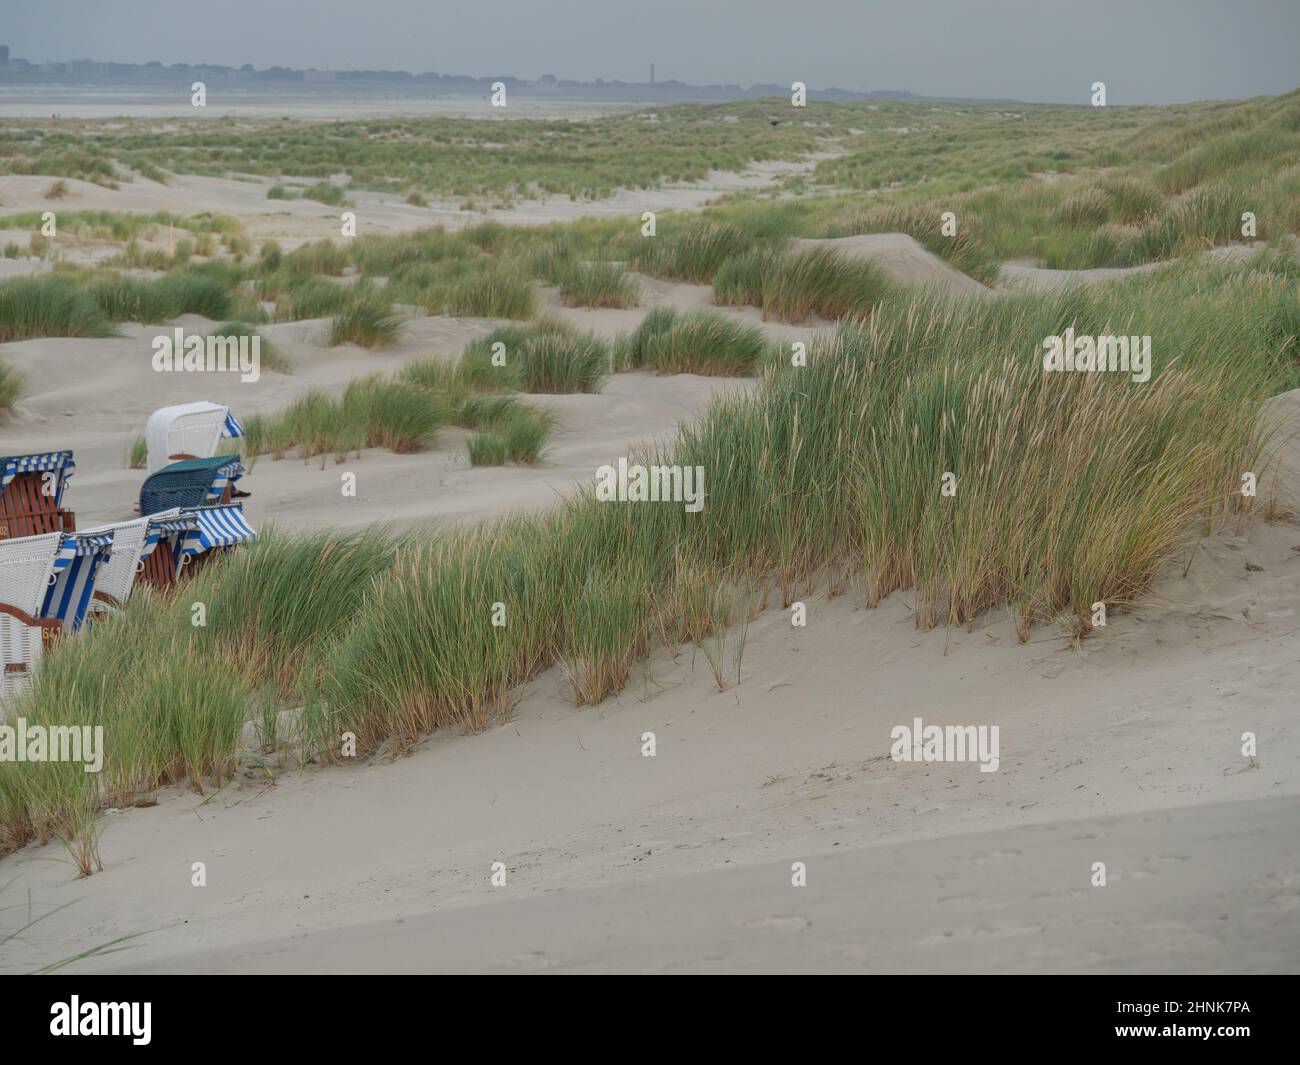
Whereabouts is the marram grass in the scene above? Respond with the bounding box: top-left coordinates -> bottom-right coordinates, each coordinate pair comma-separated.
4,256 -> 1291,873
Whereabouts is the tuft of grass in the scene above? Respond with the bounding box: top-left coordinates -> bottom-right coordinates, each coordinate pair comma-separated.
460,323 -> 608,393
0,276 -> 116,342
0,363 -> 23,412
327,291 -> 402,348
713,245 -> 895,322
244,375 -> 446,460
343,375 -> 450,453
462,395 -> 556,465
445,264 -> 537,318
265,274 -> 354,321
616,307 -> 770,375
556,262 -> 640,308
633,220 -> 756,282
89,273 -> 233,323
303,182 -> 349,207
211,321 -> 291,373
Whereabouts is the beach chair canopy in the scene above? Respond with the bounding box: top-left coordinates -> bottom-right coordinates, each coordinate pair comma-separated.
143,509 -> 202,554
144,401 -> 245,473
139,455 -> 245,516
0,451 -> 77,538
0,451 -> 76,504
41,529 -> 115,631
180,503 -> 257,558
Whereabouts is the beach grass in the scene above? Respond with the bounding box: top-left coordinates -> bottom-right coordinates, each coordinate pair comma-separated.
2,92 -> 1299,874
326,290 -> 403,348
0,275 -> 117,342
713,244 -> 895,321
555,261 -> 640,308
0,363 -> 23,412
616,307 -> 771,375
460,322 -> 609,394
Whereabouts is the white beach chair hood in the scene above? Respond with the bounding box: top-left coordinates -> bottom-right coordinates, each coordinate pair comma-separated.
144,401 -> 246,474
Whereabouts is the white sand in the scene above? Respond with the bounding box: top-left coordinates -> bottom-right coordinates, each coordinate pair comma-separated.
1,374 -> 1296,972
793,233 -> 992,297
0,155 -> 824,255
1,156 -> 1298,971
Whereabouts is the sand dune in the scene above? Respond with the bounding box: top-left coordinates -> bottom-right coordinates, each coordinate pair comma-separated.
793,233 -> 992,297
0,155 -> 827,256
2,139 -> 1298,972
3,388 -> 1297,974
0,310 -> 756,533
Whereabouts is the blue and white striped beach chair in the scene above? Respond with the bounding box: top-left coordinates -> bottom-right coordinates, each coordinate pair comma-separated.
136,504 -> 255,589
138,455 -> 247,516
40,530 -> 116,632
82,510 -> 203,611
135,509 -> 202,590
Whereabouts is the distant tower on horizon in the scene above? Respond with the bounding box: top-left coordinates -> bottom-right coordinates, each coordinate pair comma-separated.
0,45 -> 10,66
650,62 -> 654,85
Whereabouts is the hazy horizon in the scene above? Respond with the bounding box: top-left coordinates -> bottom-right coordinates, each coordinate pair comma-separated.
4,0 -> 1298,106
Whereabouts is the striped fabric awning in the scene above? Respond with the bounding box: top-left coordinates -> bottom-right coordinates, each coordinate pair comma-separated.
181,505 -> 257,556
51,531 -> 114,571
222,413 -> 246,439
142,511 -> 200,558
1,450 -> 76,498
43,530 -> 115,629
206,459 -> 246,502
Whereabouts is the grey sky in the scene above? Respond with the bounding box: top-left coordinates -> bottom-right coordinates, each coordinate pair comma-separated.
5,0 -> 1297,104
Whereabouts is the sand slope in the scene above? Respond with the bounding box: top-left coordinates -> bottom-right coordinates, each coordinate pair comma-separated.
793,233 -> 992,297
0,294 -> 781,532
3,391 -> 1297,974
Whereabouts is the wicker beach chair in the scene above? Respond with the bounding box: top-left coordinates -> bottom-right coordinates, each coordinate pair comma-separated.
135,504 -> 255,591
0,531 -> 69,701
139,455 -> 246,516
41,529 -> 116,633
81,510 -> 200,611
145,401 -> 246,472
133,509 -> 201,592
0,451 -> 77,539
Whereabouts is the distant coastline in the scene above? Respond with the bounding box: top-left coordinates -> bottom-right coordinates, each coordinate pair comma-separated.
0,48 -> 1033,106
